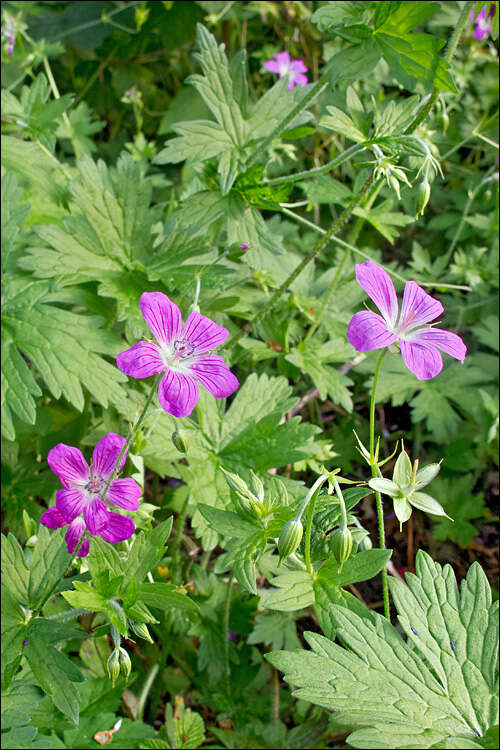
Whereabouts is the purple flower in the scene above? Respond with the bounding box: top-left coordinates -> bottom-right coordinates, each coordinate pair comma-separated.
240,243 -> 249,251
470,5 -> 494,40
263,51 -> 308,90
41,433 -> 141,556
117,292 -> 239,418
347,261 -> 467,380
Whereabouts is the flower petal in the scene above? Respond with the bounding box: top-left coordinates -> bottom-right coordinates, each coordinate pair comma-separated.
182,311 -> 229,353
188,355 -> 239,398
76,537 -> 90,557
400,340 -> 443,380
291,59 -> 308,74
100,512 -> 135,543
41,507 -> 67,529
84,498 -> 108,535
406,327 -> 467,364
409,491 -> 449,517
140,292 -> 183,346
355,261 -> 399,327
65,518 -> 85,554
274,51 -> 291,66
116,341 -> 164,379
56,488 -> 86,521
368,478 -> 400,498
347,311 -> 397,351
106,478 -> 142,511
47,444 -> 90,488
263,59 -> 281,74
393,497 -> 412,530
92,433 -> 127,480
290,74 -> 308,88
158,370 -> 199,417
399,281 -> 443,329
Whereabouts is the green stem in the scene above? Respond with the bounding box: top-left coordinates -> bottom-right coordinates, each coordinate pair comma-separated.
42,56 -> 71,130
331,477 -> 348,528
369,350 -> 390,620
171,494 -> 190,584
246,70 -> 331,168
259,143 -> 364,187
226,174 -> 375,348
137,663 -> 159,722
223,577 -> 233,693
404,1 -> 474,135
303,490 -> 318,575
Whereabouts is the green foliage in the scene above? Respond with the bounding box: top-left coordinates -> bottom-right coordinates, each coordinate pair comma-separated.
268,551 -> 498,749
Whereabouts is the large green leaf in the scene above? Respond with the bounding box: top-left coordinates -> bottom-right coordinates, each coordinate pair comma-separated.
267,551 -> 498,749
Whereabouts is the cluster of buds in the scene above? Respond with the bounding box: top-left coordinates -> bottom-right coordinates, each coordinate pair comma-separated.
369,445 -> 449,530
221,468 -> 265,521
371,144 -> 411,200
1,10 -> 24,56
107,645 -> 132,686
121,86 -> 143,107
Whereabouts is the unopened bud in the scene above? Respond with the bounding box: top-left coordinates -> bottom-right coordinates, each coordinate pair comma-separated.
331,526 -> 353,570
278,519 -> 303,563
107,649 -> 121,686
221,468 -> 250,497
130,620 -> 153,643
415,178 -> 431,217
118,647 -> 131,680
359,533 -> 373,551
248,471 -> 264,503
233,492 -> 262,521
172,429 -> 189,454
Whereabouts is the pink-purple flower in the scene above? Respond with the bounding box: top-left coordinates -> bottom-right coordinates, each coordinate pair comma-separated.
347,261 -> 467,380
116,292 -> 239,418
263,51 -> 308,90
470,4 -> 495,40
41,433 -> 140,557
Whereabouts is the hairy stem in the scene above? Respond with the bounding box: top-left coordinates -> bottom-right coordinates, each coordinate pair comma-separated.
223,577 -> 233,693
370,350 -> 390,620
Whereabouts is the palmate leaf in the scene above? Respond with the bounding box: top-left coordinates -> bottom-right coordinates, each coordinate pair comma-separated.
2,275 -> 127,439
267,551 -> 498,749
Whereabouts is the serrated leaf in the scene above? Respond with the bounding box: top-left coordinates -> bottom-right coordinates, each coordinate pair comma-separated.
1,533 -> 30,604
138,582 -> 199,613
28,526 -> 69,610
318,549 -> 392,586
259,571 -> 314,612
267,551 -> 498,748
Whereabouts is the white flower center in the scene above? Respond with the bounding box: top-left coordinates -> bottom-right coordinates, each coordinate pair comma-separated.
158,339 -> 195,372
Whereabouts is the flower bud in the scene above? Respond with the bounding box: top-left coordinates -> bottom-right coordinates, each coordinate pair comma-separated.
130,620 -> 153,643
172,429 -> 189,454
331,526 -> 353,570
118,647 -> 132,680
107,649 -> 121,686
233,492 -> 262,521
415,178 -> 431,217
248,470 -> 264,504
221,468 -> 249,497
359,533 -> 373,551
278,519 -> 303,563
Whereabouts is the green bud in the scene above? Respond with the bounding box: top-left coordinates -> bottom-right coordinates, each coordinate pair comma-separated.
233,491 -> 262,521
130,620 -> 153,643
415,178 -> 431,217
25,534 -> 38,548
172,429 -> 189,454
278,519 -> 303,563
118,646 -> 132,680
359,533 -> 373,551
439,110 -> 449,133
221,468 -> 250,497
331,526 -> 353,570
388,175 -> 401,200
248,470 -> 264,503
107,649 -> 121,686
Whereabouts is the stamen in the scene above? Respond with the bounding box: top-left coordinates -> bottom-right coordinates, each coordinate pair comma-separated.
173,338 -> 195,359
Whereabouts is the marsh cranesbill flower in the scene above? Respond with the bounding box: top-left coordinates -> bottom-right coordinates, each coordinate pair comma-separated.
263,51 -> 308,90
41,433 -> 140,556
470,4 -> 494,40
117,292 -> 238,417
347,261 -> 467,379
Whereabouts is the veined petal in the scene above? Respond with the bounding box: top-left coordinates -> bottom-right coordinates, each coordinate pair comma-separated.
116,341 -> 164,379
290,74 -> 308,88
65,518 -> 85,554
393,497 -> 412,530
368,478 -> 400,497
188,355 -> 239,398
100,512 -> 135,543
140,292 -> 183,346
355,261 -> 399,327
406,327 -> 467,364
409,491 -> 449,517
399,281 -> 443,329
400,340 -> 443,380
41,507 -> 67,529
56,488 -> 86,521
158,370 -> 199,417
84,498 -> 108,535
107,478 -> 142,511
263,59 -> 281,73
77,537 -> 90,557
347,311 -> 397,351
92,433 -> 127,480
47,444 -> 90,488
182,311 -> 229,353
